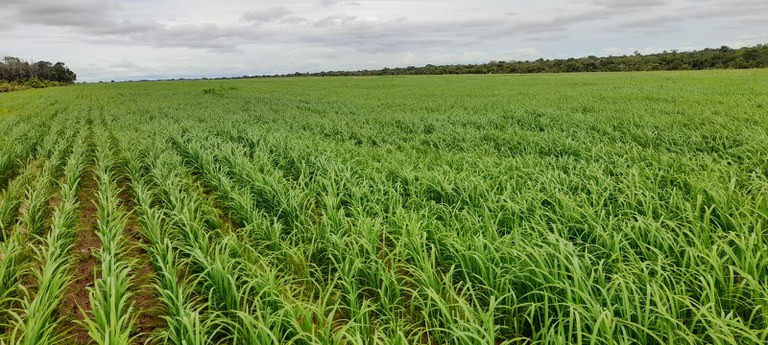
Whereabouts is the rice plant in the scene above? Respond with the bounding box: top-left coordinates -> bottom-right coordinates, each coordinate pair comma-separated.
5,132 -> 87,345
1,70 -> 767,344
80,131 -> 137,345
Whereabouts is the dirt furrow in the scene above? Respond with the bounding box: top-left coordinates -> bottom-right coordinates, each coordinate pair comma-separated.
118,182 -> 165,344
58,171 -> 99,344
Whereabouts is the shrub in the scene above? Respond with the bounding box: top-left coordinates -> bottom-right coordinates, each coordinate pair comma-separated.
24,77 -> 46,89
0,82 -> 25,92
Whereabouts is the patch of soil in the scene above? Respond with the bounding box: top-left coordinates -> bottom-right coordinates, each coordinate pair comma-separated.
46,175 -> 66,213
16,194 -> 30,237
58,171 -> 100,345
0,171 -> 20,194
192,177 -> 239,236
212,199 -> 238,235
116,180 -> 135,210
118,177 -> 166,345
125,217 -> 166,344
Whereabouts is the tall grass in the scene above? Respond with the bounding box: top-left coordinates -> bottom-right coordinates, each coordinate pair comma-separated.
0,70 -> 767,343
80,130 -> 136,345
124,147 -> 219,345
5,130 -> 87,344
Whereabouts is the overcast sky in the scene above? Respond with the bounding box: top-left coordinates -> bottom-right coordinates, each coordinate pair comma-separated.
1,0 -> 766,81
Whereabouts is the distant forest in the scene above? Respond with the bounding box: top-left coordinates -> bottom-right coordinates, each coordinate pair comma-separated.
0,57 -> 76,92
5,44 -> 765,89
273,44 -> 768,77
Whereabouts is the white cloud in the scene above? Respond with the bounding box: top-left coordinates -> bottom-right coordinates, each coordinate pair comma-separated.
0,0 -> 765,81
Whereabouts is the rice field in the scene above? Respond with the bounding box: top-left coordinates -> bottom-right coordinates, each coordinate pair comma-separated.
0,70 -> 767,344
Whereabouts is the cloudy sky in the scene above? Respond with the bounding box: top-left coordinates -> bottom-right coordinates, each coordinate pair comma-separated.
1,0 -> 766,81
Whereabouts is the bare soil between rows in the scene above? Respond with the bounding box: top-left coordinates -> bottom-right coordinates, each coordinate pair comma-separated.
59,170 -> 99,344
119,181 -> 165,345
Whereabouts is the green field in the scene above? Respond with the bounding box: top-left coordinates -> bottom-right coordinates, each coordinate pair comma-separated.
0,70 -> 767,344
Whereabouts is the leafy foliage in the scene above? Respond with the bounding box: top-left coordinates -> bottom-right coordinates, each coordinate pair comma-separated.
0,57 -> 76,92
286,44 -> 768,77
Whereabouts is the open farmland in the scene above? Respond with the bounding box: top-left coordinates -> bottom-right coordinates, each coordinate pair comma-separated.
0,70 -> 767,344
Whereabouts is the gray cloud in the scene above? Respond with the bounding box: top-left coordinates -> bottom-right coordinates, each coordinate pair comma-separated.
319,0 -> 361,7
280,17 -> 307,24
1,0 -> 119,27
109,60 -> 137,69
242,6 -> 291,24
615,15 -> 680,33
1,0 -> 267,51
320,0 -> 342,6
298,17 -> 508,54
0,15 -> 13,31
314,14 -> 359,28
91,20 -> 159,36
592,0 -> 668,9
142,24 -> 256,50
96,23 -> 264,50
522,33 -> 569,42
684,0 -> 768,19
499,10 -> 613,36
611,0 -> 768,33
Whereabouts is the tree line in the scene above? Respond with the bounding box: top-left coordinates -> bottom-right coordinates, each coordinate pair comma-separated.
0,57 -> 77,92
273,44 -> 768,77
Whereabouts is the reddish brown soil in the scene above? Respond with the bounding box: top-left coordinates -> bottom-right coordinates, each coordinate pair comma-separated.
16,195 -> 29,237
46,175 -> 66,214
126,220 -> 166,344
58,171 -> 100,345
118,179 -> 166,345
